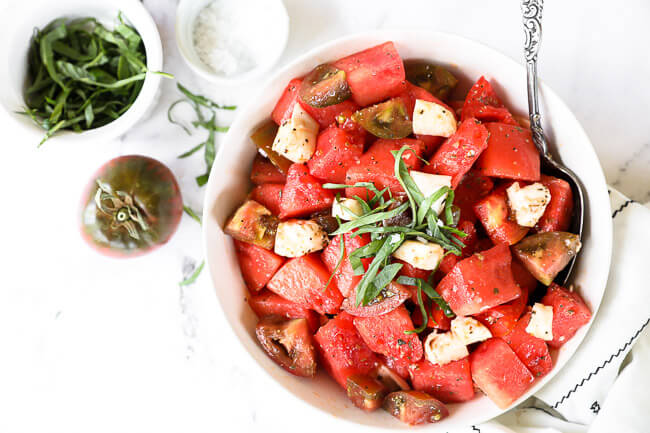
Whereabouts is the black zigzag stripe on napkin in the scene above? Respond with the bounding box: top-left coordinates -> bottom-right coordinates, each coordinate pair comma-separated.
471,426 -> 481,432
612,199 -> 635,218
552,317 -> 650,409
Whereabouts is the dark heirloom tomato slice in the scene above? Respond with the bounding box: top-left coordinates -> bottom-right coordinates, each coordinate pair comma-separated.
250,120 -> 292,174
255,316 -> 317,377
80,155 -> 182,258
352,98 -> 413,139
346,374 -> 388,411
224,200 -> 279,250
404,60 -> 459,101
512,231 -> 582,285
342,282 -> 411,317
299,63 -> 351,108
383,391 -> 449,425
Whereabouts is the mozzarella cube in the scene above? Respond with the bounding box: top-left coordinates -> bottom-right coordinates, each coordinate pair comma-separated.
274,219 -> 327,258
412,99 -> 457,137
526,303 -> 554,341
332,197 -> 363,221
392,240 -> 444,271
451,316 -> 492,345
424,331 -> 469,366
271,104 -> 319,163
410,171 -> 452,214
506,182 -> 551,227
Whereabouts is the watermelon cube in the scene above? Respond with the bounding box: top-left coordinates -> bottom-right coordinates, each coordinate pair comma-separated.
247,289 -> 319,332
409,358 -> 475,403
250,154 -> 286,185
503,311 -> 553,378
267,254 -> 343,315
279,163 -> 334,219
461,76 -> 518,125
298,98 -> 359,129
474,184 -> 529,245
380,354 -> 412,380
308,125 -> 364,184
272,78 -> 302,125
534,175 -> 574,233
454,170 -> 494,223
249,183 -> 284,216
321,231 -> 373,298
234,240 -> 285,292
470,338 -> 535,409
474,287 -> 529,338
541,283 -> 592,348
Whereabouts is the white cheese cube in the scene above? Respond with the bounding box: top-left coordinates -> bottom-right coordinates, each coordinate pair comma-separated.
412,99 -> 457,138
526,303 -> 554,341
271,104 -> 319,163
424,331 -> 469,366
274,219 -> 327,258
506,182 -> 551,227
451,316 -> 492,345
332,197 -> 363,221
392,240 -> 444,271
410,171 -> 452,214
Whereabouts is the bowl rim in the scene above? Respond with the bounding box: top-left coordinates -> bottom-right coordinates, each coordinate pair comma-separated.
202,29 -> 613,430
0,0 -> 164,146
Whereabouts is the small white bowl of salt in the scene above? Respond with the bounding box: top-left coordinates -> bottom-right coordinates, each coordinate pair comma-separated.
176,0 -> 289,85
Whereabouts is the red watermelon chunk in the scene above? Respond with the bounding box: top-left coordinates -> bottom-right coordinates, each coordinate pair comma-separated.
474,184 -> 529,245
321,232 -> 372,298
380,354 -> 412,380
474,287 -> 529,338
249,183 -> 284,216
424,118 -> 489,188
454,170 -> 494,223
298,98 -> 359,129
411,301 -> 452,331
409,358 -> 475,403
308,125 -> 364,184
503,311 -> 553,378
461,76 -> 518,125
267,254 -> 343,315
541,283 -> 592,348
535,175 -> 574,233
279,163 -> 334,219
250,154 -> 286,185
314,312 -> 379,388
470,338 -> 535,409
248,289 -> 319,332
345,138 -> 425,200
234,240 -> 285,292
511,260 -> 539,292
334,42 -> 407,106
437,243 -> 522,316
272,78 -> 302,125
353,305 -> 423,362
475,123 -> 541,182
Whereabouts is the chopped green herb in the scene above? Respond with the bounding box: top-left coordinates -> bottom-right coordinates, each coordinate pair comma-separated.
183,205 -> 202,224
179,260 -> 204,286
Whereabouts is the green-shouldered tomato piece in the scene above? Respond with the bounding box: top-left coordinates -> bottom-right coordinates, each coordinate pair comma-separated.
250,120 -> 292,174
80,155 -> 182,258
224,200 -> 279,250
299,63 -> 351,108
352,98 -> 413,139
404,60 -> 458,101
512,231 -> 582,285
383,390 -> 449,425
255,316 -> 317,377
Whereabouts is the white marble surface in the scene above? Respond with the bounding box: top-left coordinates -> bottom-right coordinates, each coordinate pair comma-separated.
1,1 -> 649,432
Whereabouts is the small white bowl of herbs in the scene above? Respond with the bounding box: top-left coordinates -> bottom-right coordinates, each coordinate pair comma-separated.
0,0 -> 167,146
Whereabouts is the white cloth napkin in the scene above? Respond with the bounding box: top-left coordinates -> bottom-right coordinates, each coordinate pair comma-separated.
450,188 -> 650,433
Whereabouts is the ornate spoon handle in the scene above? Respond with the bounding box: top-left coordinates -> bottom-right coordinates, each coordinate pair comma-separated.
521,0 -> 551,159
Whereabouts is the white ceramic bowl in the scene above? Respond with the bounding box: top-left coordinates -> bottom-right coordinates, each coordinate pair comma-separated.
175,0 -> 289,85
0,0 -> 163,146
203,30 -> 612,430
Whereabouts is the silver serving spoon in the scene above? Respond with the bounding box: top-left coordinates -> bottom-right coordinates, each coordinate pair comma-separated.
521,0 -> 585,285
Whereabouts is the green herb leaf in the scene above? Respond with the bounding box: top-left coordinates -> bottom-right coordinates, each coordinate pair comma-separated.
332,202 -> 408,236
183,205 -> 202,224
179,260 -> 205,286
324,237 -> 345,291
363,262 -> 403,304
405,284 -> 428,334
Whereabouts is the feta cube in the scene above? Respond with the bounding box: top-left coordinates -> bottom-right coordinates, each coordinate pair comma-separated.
506,182 -> 551,227
274,219 -> 327,258
392,240 -> 444,271
424,331 -> 469,366
271,104 -> 319,163
451,316 -> 492,345
412,99 -> 457,137
526,303 -> 554,341
410,171 -> 452,214
331,197 -> 363,221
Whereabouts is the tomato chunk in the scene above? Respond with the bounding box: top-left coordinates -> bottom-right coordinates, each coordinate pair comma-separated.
308,125 -> 364,184
234,240 -> 285,292
470,338 -> 534,409
345,138 -> 425,200
321,232 -> 372,298
343,281 -> 411,317
475,123 -> 541,182
454,170 -> 494,223
279,163 -> 335,219
249,183 -> 284,216
267,254 -> 343,315
535,175 -> 574,233
541,283 -> 592,348
272,78 -> 302,125
248,290 -> 320,332
299,98 -> 359,129
503,311 -> 553,378
424,118 -> 489,188
437,243 -> 522,316
250,154 -> 286,184
461,76 -> 517,125
474,287 -> 528,338
354,305 -> 423,362
334,42 -> 407,106
314,312 -> 379,388
474,184 -> 529,245
409,358 -> 475,403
